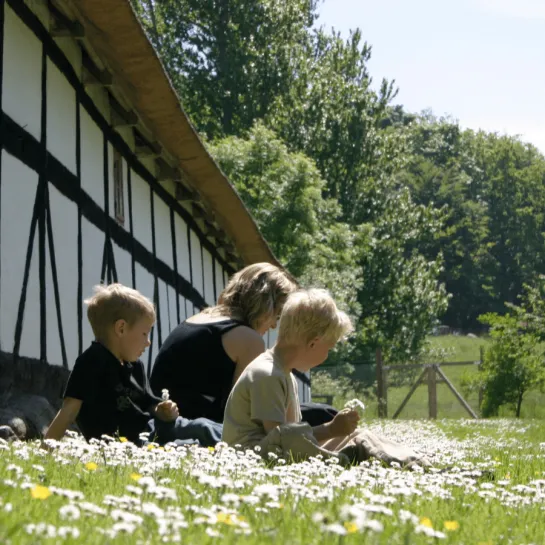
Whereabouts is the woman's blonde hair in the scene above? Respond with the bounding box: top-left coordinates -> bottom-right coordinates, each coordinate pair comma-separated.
277,288 -> 353,346
85,283 -> 156,342
203,263 -> 297,330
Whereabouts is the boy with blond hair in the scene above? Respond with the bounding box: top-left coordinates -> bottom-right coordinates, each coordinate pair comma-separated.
223,289 -> 430,467
45,284 -> 221,446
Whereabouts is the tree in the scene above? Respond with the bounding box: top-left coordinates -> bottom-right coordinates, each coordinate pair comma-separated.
468,277 -> 545,417
209,122 -> 363,320
132,1 -> 450,364
401,114 -> 545,331
477,311 -> 545,417
131,0 -> 318,138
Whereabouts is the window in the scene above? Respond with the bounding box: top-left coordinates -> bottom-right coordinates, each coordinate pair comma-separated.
113,149 -> 125,225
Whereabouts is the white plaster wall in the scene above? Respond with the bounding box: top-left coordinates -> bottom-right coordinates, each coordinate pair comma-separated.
80,219 -> 104,349
153,194 -> 173,268
174,215 -> 191,282
190,230 -> 203,296
2,6 -> 254,378
111,242 -> 132,289
166,284 -> 178,330
157,280 -> 171,345
202,248 -> 215,306
3,5 -> 42,141
45,185 -> 78,367
135,263 -> 155,366
0,153 -> 40,357
179,296 -> 188,321
46,59 -> 76,174
131,172 -> 152,251
80,107 -> 104,209
214,259 -> 225,300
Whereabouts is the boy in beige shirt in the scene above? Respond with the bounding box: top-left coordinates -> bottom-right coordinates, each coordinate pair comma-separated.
223,288 -> 430,468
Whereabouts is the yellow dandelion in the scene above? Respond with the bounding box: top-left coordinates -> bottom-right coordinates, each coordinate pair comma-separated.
130,473 -> 142,481
420,517 -> 433,528
85,462 -> 98,471
216,513 -> 235,525
444,520 -> 460,531
30,485 -> 52,500
147,444 -> 155,451
505,473 -> 511,480
119,437 -> 128,443
208,446 -> 215,452
344,521 -> 358,533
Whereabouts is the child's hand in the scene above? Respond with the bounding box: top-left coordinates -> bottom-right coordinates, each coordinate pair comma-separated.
329,408 -> 359,437
154,400 -> 179,422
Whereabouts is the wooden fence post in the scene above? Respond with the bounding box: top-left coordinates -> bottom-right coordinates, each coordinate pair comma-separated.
427,364 -> 437,419
376,348 -> 387,418
478,346 -> 484,415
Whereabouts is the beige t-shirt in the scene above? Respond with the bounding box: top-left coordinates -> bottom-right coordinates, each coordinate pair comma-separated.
222,349 -> 302,449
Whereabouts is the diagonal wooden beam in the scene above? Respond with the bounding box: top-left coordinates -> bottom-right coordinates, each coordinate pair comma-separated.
435,365 -> 479,419
392,367 -> 429,419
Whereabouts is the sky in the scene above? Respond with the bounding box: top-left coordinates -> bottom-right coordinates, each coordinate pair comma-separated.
318,0 -> 545,153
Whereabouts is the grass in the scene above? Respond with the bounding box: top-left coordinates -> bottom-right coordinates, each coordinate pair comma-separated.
315,335 -> 545,419
425,334 -> 489,362
2,420 -> 545,544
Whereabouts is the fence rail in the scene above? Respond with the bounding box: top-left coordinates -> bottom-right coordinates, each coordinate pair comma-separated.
376,347 -> 484,419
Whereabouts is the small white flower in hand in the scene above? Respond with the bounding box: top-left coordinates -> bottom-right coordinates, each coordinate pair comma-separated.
344,398 -> 365,414
161,389 -> 169,401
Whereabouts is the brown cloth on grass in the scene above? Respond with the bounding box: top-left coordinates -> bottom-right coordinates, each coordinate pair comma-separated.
256,422 -> 431,469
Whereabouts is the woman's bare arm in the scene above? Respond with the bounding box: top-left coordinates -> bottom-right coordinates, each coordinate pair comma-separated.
223,326 -> 266,386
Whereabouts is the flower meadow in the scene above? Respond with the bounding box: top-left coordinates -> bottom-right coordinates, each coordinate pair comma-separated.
1,419 -> 545,544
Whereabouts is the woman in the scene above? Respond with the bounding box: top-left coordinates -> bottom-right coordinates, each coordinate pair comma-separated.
150,263 -> 297,423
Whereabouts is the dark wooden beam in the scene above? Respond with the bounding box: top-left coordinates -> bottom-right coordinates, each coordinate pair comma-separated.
157,159 -> 179,181
82,68 -> 113,87
49,1 -> 85,38
135,143 -> 162,159
191,203 -> 207,220
109,93 -> 138,128
82,48 -> 113,86
204,221 -> 224,242
175,183 -> 200,203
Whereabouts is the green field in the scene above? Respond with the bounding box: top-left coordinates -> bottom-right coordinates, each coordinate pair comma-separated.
2,420 -> 545,544
315,335 -> 545,419
381,334 -> 485,420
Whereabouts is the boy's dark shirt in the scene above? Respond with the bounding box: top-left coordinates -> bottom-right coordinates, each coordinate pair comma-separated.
64,342 -> 161,443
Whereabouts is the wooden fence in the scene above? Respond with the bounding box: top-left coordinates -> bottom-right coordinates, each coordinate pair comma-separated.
376,348 -> 484,419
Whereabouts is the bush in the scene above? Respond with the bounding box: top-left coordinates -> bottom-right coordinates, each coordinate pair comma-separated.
472,311 -> 545,417
311,364 -> 375,411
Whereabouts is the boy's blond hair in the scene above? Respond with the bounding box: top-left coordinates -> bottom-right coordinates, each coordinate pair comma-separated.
85,283 -> 156,342
277,289 -> 353,346
203,263 -> 297,330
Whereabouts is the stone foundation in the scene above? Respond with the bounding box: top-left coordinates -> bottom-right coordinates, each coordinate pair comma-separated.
0,351 -> 70,439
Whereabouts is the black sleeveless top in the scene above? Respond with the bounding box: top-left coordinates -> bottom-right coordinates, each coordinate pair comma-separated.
150,319 -> 245,423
